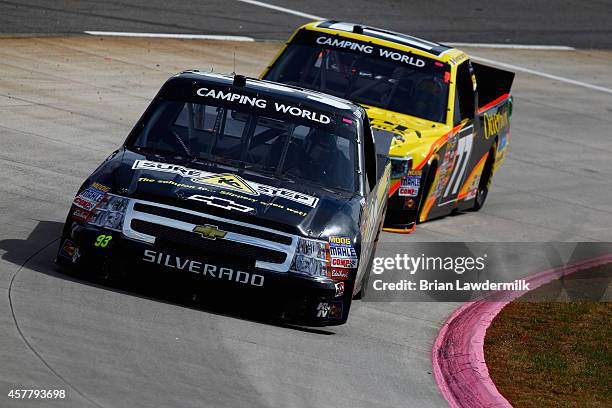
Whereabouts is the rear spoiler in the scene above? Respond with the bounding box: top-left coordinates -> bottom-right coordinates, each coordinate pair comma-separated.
472,62 -> 515,111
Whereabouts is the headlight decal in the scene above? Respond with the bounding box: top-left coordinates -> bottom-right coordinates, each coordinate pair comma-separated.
290,237 -> 330,278
390,157 -> 413,179
290,235 -> 359,279
87,194 -> 130,231
72,183 -> 128,232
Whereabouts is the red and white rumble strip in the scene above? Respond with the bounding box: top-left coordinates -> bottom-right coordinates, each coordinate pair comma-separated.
432,253 -> 612,408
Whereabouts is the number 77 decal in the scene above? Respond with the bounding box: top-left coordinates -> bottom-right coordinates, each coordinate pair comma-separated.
443,126 -> 474,199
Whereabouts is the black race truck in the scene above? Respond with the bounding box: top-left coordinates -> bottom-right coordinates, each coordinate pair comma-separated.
57,72 -> 391,326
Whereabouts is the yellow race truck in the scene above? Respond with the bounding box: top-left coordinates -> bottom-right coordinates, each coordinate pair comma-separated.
262,21 -> 514,232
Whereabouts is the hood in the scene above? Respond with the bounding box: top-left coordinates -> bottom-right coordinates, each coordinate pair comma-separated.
87,148 -> 362,238
363,105 -> 451,158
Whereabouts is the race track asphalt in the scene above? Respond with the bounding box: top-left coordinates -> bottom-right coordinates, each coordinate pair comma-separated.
1,0 -> 611,48
1,8 -> 612,408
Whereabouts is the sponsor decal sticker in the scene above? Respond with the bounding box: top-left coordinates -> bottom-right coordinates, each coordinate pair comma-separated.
329,236 -> 358,269
138,177 -> 309,217
79,187 -> 106,202
449,53 -> 468,65
464,173 -> 481,201
316,301 -> 343,319
329,246 -> 357,258
399,171 -> 421,197
398,187 -> 417,197
316,36 -> 374,53
195,87 -> 331,124
191,173 -> 257,195
73,183 -> 109,211
72,207 -> 92,222
273,102 -> 331,124
133,160 -> 319,208
402,176 -> 420,188
330,257 -> 358,269
483,111 -> 509,140
334,282 -> 345,297
196,88 -> 267,109
330,268 -> 350,281
73,196 -> 97,211
329,236 -> 352,247
133,160 -> 208,178
314,36 -> 425,68
91,182 -> 110,192
59,239 -> 80,263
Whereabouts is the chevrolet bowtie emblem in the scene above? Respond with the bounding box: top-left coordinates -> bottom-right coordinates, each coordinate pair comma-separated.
192,225 -> 227,240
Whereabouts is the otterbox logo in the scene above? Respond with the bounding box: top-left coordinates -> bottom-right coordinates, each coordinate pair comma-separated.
193,225 -> 227,240
483,111 -> 509,139
191,173 -> 257,195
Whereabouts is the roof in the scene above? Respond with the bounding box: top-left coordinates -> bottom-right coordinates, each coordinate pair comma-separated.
300,20 -> 465,63
170,70 -> 363,114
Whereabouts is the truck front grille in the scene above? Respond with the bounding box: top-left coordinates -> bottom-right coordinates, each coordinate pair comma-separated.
131,219 -> 286,265
133,203 -> 292,245
122,199 -> 297,272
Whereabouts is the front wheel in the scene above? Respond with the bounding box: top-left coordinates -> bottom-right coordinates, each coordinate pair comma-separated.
417,161 -> 438,224
472,145 -> 496,211
353,232 -> 381,300
353,252 -> 372,300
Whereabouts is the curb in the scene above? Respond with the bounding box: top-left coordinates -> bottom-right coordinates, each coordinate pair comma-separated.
431,254 -> 612,408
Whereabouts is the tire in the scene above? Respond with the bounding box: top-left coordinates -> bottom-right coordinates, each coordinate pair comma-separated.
353,247 -> 375,300
357,270 -> 370,299
353,225 -> 382,300
472,145 -> 496,211
417,161 -> 437,224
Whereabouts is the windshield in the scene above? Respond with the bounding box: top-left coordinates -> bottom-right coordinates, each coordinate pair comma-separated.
265,43 -> 451,124
130,98 -> 359,192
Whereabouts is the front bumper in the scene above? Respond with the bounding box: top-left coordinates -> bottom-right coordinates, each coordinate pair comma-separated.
383,180 -> 419,230
56,222 -> 352,326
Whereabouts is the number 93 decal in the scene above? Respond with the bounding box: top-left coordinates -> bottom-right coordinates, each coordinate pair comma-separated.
94,234 -> 113,248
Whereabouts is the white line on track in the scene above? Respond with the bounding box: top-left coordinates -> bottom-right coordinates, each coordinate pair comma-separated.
234,0 -> 323,20
86,2 -> 612,97
83,31 -> 255,41
471,55 -> 612,95
443,42 -> 575,50
231,1 -> 611,95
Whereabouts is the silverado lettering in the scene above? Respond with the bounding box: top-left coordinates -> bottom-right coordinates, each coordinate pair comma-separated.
143,249 -> 264,287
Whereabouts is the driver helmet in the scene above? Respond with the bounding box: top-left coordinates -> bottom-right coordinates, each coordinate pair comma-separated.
416,77 -> 443,97
306,129 -> 335,163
